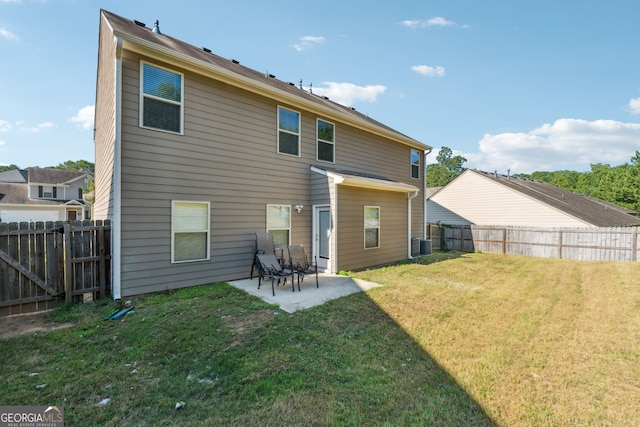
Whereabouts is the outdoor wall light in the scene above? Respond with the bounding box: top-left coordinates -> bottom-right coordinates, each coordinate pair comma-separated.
295,205 -> 304,213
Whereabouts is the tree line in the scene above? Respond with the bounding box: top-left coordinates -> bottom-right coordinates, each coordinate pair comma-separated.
0,160 -> 94,173
426,148 -> 640,212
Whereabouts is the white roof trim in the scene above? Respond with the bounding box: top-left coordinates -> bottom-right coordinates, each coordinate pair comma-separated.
311,166 -> 418,193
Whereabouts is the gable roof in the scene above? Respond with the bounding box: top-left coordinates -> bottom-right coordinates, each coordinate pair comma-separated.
0,169 -> 28,183
100,9 -> 429,152
430,169 -> 640,227
27,167 -> 91,185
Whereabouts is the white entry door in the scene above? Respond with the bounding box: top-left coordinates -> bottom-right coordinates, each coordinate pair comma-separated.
313,205 -> 331,272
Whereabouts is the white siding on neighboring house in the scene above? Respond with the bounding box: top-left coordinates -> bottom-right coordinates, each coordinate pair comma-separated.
429,170 -> 592,227
426,200 -> 472,225
0,207 -> 65,223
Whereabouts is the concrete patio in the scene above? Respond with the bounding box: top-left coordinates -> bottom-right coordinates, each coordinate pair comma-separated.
228,273 -> 382,313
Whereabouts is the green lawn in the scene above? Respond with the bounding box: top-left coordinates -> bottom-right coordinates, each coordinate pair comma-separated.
1,252 -> 639,426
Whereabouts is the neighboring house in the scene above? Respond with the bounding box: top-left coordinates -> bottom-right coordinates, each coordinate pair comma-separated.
427,169 -> 640,227
93,10 -> 432,299
0,168 -> 92,223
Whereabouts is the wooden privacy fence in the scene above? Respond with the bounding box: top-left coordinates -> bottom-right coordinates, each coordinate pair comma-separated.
0,220 -> 111,316
427,223 -> 640,262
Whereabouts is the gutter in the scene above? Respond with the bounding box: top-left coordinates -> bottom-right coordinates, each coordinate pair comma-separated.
408,190 -> 419,259
112,35 -> 123,300
423,148 -> 432,239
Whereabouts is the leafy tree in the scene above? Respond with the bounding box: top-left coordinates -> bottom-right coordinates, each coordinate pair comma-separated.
48,160 -> 95,173
0,164 -> 20,172
522,154 -> 640,212
426,147 -> 467,187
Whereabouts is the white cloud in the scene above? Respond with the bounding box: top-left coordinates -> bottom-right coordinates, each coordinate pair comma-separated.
312,82 -> 386,106
70,105 -> 95,130
401,20 -> 422,29
28,121 -> 54,133
628,97 -> 640,115
401,17 -> 464,29
465,118 -> 640,173
0,27 -> 19,41
0,119 -> 11,132
427,17 -> 454,27
293,35 -> 326,52
412,65 -> 446,77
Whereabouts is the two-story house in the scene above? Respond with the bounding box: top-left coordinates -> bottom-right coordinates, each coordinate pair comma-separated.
94,10 -> 431,299
0,167 -> 92,223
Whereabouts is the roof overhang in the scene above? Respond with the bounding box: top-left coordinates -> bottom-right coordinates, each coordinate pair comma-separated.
311,166 -> 419,193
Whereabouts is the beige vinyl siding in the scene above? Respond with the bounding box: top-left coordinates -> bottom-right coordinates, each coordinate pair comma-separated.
431,170 -> 591,227
117,52 -> 319,295
426,200 -> 472,225
329,125 -> 424,240
337,186 -> 408,271
110,43 -> 425,295
310,172 -> 331,205
93,14 -> 117,221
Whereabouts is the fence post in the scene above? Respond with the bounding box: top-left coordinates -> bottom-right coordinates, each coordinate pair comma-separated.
502,228 -> 507,255
632,229 -> 637,262
98,223 -> 106,297
64,222 -> 72,302
558,229 -> 563,259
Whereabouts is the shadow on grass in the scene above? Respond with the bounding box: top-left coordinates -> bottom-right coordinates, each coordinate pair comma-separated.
0,281 -> 497,426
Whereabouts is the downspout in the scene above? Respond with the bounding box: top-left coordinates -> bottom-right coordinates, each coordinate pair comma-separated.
423,148 -> 432,239
112,36 -> 123,300
408,190 -> 419,259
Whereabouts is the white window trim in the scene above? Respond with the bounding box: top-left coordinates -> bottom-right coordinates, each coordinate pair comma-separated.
171,200 -> 210,264
364,206 -> 380,249
266,204 -> 292,245
277,106 -> 301,157
411,149 -> 420,179
43,185 -> 54,198
139,61 -> 185,135
316,118 -> 335,163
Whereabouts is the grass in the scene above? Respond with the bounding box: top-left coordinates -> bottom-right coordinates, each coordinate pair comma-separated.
1,252 -> 639,426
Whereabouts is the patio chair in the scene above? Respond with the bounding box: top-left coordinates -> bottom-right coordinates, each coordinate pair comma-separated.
250,232 -> 276,279
256,253 -> 299,296
288,244 -> 318,289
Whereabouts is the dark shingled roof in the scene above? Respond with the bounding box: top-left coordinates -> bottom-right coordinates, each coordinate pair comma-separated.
0,168 -> 91,207
101,9 -> 428,150
0,169 -> 28,183
27,167 -> 90,185
472,170 -> 640,227
0,183 -> 71,206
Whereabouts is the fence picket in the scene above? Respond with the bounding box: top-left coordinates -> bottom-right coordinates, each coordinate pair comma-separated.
0,220 -> 111,316
429,223 -> 640,262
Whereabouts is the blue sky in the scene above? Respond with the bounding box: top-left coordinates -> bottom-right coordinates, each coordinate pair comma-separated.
1,0 -> 639,174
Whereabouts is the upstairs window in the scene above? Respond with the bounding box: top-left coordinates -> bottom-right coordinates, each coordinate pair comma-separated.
364,206 -> 380,249
317,119 -> 335,163
411,149 -> 420,179
39,185 -> 56,198
267,204 -> 291,245
171,201 -> 210,263
278,107 -> 300,156
141,62 -> 183,134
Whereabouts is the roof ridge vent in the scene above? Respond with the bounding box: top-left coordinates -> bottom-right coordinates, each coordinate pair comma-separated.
152,19 -> 161,34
